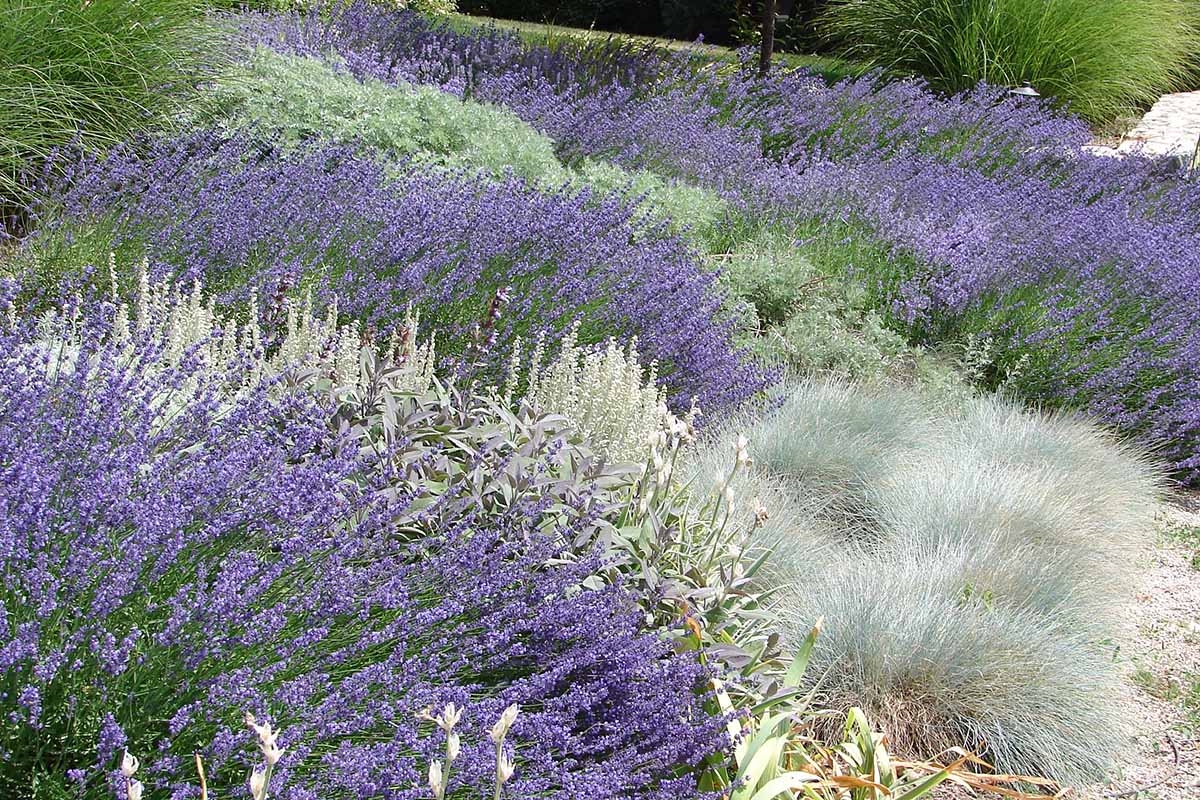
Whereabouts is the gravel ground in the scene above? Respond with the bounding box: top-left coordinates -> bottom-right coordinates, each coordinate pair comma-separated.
1064,497 -> 1200,800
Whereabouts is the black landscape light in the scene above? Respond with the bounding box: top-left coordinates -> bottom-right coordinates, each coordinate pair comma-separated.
775,0 -> 797,19
1010,82 -> 1041,97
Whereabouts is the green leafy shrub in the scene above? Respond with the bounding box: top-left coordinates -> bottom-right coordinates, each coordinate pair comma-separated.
0,0 -> 217,231
715,225 -> 969,394
820,0 -> 1200,122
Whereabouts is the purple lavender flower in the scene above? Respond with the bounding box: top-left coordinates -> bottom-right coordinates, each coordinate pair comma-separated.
0,313 -> 728,799
33,132 -> 766,413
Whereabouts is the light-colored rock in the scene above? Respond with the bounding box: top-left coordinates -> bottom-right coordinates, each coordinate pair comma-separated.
1118,90 -> 1200,167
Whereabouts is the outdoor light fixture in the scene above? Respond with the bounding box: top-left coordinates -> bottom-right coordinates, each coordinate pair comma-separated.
1010,82 -> 1040,97
775,0 -> 796,19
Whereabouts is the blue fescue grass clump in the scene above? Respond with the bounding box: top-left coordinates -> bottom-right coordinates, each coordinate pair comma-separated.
0,0 -> 219,230
820,0 -> 1200,123
0,303 -> 726,799
694,379 -> 1163,784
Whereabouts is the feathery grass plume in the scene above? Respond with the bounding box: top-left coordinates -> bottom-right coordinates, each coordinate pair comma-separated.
820,0 -> 1200,123
780,551 -> 1133,785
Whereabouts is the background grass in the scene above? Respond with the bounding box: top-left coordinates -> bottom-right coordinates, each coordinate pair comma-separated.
819,0 -> 1200,123
0,0 -> 220,235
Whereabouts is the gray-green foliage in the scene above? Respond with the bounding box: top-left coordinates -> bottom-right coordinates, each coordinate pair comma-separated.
189,46 -> 730,243
689,379 -> 1163,783
188,46 -> 566,181
715,228 -> 970,394
573,159 -> 729,251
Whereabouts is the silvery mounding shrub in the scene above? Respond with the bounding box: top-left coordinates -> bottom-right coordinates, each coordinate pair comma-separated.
187,45 -> 569,183
0,301 -> 727,799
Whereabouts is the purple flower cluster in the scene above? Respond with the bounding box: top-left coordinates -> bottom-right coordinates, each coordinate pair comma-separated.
0,312 -> 726,799
36,132 -> 765,413
262,2 -> 1200,474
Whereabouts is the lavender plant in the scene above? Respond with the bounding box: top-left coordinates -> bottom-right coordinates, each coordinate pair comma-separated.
27,132 -> 765,413
275,1 -> 1200,477
0,297 -> 728,799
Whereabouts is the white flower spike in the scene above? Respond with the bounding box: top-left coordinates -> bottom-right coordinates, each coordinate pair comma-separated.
249,768 -> 267,800
497,751 -> 515,784
489,704 -> 520,744
429,760 -> 445,799
121,751 -> 139,778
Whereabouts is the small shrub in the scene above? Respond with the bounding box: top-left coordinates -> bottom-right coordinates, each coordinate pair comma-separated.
820,0 -> 1200,123
188,46 -> 568,182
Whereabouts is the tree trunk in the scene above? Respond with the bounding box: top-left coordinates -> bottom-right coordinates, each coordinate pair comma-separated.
759,0 -> 776,77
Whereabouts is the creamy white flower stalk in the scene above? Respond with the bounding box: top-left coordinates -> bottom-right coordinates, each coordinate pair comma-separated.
127,779 -> 144,800
249,768 -> 267,800
523,323 -> 677,464
417,701 -> 464,799
121,751 -> 139,778
629,399 -> 701,524
497,751 -> 515,786
244,713 -> 283,800
489,704 -> 520,800
428,759 -> 445,800
489,704 -> 519,745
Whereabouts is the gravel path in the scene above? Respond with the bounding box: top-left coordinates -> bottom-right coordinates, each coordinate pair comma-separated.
1071,498 -> 1200,800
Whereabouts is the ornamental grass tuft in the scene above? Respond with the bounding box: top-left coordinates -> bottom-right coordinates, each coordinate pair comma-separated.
696,380 -> 1162,784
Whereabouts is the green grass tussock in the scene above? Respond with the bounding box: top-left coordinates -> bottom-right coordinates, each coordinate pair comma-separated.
0,0 -> 219,229
821,0 -> 1200,122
